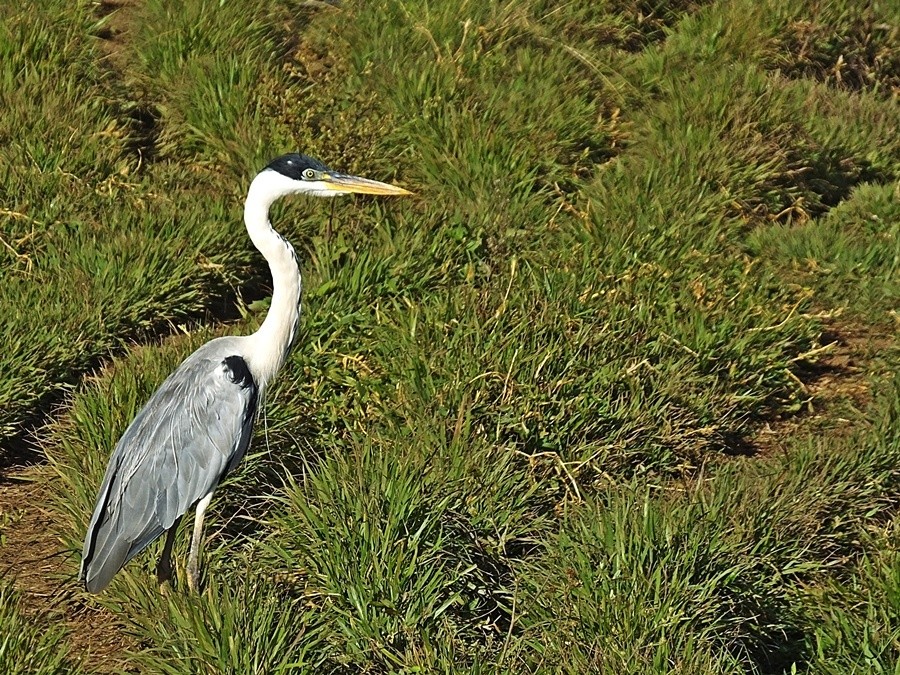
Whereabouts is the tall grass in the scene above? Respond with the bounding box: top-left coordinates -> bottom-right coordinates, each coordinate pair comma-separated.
0,580 -> 81,675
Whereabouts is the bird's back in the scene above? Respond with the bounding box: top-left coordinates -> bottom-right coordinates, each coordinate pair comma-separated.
80,336 -> 259,592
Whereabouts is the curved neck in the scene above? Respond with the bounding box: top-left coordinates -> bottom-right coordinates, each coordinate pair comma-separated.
243,174 -> 302,388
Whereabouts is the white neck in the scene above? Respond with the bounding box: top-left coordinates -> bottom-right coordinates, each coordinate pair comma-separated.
243,171 -> 303,388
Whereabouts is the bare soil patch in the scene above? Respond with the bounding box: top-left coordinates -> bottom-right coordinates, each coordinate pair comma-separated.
749,319 -> 895,457
0,464 -> 134,673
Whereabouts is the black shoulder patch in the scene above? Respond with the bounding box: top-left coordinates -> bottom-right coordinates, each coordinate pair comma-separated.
265,153 -> 331,181
223,355 -> 256,390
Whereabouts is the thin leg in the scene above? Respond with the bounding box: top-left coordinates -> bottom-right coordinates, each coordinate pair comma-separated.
156,521 -> 180,587
187,492 -> 214,593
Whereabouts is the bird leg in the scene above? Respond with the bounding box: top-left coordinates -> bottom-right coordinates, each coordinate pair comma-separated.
156,521 -> 180,588
187,491 -> 214,593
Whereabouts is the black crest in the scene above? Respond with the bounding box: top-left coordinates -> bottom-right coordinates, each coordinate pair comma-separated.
265,154 -> 331,180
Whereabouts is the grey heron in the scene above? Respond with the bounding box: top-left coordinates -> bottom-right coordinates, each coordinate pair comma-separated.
80,154 -> 410,593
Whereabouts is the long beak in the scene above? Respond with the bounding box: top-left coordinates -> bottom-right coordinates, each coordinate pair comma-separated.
322,173 -> 412,196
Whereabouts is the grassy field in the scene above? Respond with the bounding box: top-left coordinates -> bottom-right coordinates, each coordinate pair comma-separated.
0,0 -> 898,672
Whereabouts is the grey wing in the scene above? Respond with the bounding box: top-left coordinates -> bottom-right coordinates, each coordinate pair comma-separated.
80,351 -> 258,593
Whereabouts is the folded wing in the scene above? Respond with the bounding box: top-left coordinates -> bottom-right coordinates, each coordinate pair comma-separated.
80,350 -> 258,592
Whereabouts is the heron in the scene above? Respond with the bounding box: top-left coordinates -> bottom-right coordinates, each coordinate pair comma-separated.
80,154 -> 411,593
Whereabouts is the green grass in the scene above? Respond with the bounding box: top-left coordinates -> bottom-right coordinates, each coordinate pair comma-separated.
750,181 -> 900,319
0,580 -> 81,675
0,0 -> 239,444
517,378 -> 900,672
1,0 -> 898,671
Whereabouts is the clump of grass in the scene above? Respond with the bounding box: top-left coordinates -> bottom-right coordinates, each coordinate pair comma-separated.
748,181 -> 900,319
516,376 -> 900,672
262,429 -> 542,670
104,574 -> 325,675
801,538 -> 900,674
531,0 -> 716,52
0,0 -> 243,446
775,3 -> 900,96
121,0 -> 293,167
605,59 -> 880,231
0,1 -> 127,178
0,0 -> 127,442
0,580 -> 81,675
517,489 -> 780,673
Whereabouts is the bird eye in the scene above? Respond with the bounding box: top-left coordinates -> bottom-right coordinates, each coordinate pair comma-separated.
302,168 -> 317,180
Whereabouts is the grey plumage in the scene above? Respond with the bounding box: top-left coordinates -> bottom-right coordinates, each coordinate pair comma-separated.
80,337 -> 257,593
79,154 -> 410,594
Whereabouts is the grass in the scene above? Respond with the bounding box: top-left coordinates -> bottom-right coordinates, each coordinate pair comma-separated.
0,580 -> 81,675
518,379 -> 900,672
0,0 -> 898,672
750,181 -> 900,318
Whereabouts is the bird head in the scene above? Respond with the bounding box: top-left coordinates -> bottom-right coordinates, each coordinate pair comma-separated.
261,153 -> 411,199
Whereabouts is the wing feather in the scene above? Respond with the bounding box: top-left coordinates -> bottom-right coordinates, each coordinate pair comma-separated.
80,348 -> 258,592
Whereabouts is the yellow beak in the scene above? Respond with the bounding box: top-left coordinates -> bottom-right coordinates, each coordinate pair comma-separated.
322,173 -> 412,196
